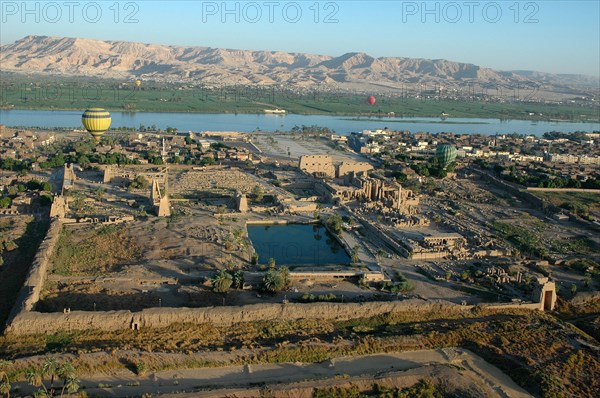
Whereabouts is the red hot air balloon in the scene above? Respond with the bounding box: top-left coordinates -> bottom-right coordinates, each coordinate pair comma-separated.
367,95 -> 376,106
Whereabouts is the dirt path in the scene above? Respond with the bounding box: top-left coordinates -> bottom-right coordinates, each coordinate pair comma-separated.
13,348 -> 532,397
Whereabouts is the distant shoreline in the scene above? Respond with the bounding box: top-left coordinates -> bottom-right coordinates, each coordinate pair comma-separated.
1,107 -> 597,124
341,118 -> 490,125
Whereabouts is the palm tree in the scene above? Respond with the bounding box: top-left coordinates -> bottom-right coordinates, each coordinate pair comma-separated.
26,370 -> 42,390
26,358 -> 80,397
262,268 -> 281,293
279,266 -> 291,289
58,363 -> 79,396
232,270 -> 245,289
262,267 -> 290,293
212,269 -> 233,293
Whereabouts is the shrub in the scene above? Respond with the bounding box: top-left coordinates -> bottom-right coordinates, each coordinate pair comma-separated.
211,269 -> 233,293
135,361 -> 147,376
261,267 -> 290,293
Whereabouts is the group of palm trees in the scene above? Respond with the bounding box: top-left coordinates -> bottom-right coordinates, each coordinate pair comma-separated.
1,357 -> 79,397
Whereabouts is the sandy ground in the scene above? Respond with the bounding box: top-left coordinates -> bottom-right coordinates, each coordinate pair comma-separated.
12,348 -> 533,398
253,133 -> 363,163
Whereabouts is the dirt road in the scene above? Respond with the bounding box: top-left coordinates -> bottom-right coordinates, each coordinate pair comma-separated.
13,348 -> 532,397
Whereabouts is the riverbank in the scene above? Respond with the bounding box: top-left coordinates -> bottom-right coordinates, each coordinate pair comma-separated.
3,102 -> 598,123
2,110 -> 598,135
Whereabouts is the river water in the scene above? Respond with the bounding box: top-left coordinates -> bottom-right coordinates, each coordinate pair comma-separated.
0,109 -> 598,136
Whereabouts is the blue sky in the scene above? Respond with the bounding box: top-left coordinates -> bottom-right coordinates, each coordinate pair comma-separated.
1,0 -> 599,76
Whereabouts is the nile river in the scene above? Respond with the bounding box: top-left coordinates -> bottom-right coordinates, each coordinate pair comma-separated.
0,109 -> 598,136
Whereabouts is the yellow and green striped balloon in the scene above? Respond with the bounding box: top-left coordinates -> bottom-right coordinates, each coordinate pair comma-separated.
81,108 -> 111,143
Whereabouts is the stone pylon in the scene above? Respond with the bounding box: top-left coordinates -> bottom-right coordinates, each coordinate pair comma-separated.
234,191 -> 248,212
49,195 -> 69,218
150,178 -> 170,217
62,163 -> 76,192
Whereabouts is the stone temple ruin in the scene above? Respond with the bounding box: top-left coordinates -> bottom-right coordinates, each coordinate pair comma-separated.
233,191 -> 248,212
49,194 -> 69,218
298,155 -> 422,226
61,163 -> 77,192
151,178 -> 171,217
340,172 -> 419,212
298,155 -> 373,179
103,165 -> 168,187
533,278 -> 557,311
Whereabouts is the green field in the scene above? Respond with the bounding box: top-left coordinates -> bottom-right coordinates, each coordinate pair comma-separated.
1,73 -> 598,121
531,191 -> 600,215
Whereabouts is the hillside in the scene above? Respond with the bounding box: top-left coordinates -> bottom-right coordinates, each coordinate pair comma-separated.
1,35 -> 598,99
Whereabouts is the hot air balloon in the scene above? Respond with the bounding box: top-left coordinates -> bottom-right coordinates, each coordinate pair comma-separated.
435,144 -> 457,170
367,95 -> 376,106
135,79 -> 142,88
82,108 -> 111,143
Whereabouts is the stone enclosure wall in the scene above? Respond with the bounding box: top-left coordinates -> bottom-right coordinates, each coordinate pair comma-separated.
7,300 -> 462,335
4,215 -> 548,336
5,218 -> 62,327
6,298 -> 546,336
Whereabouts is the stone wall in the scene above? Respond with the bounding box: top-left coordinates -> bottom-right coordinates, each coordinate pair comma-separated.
6,297 -> 551,336
358,216 -> 411,257
5,219 -> 62,327
4,213 -> 552,336
337,162 -> 373,178
6,300 -> 462,335
298,155 -> 335,178
526,187 -> 600,194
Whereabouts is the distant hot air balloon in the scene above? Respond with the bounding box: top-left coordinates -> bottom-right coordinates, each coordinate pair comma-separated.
135,79 -> 142,88
435,144 -> 457,170
367,95 -> 376,106
82,108 -> 111,143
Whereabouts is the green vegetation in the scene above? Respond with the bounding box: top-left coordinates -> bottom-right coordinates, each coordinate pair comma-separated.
1,179 -> 54,210
410,155 -> 455,179
551,236 -> 598,255
135,360 -> 147,377
232,270 -> 245,289
350,245 -> 360,263
0,360 -> 11,398
0,197 -> 11,209
1,309 -> 598,397
314,379 -> 448,398
211,269 -> 233,293
50,225 -> 142,275
2,74 -> 598,121
24,180 -> 52,192
128,175 -> 150,190
502,173 -> 600,190
251,185 -> 264,202
491,221 -> 546,258
261,266 -> 291,293
491,220 -> 600,261
378,280 -> 413,294
558,296 -> 600,342
299,293 -> 339,303
326,214 -> 343,235
25,357 -> 79,397
532,191 -> 600,217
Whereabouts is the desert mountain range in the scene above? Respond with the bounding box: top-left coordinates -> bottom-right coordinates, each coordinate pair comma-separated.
1,35 -> 597,97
